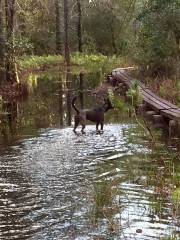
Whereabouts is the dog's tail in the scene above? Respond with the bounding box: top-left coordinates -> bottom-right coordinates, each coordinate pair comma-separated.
72,96 -> 80,113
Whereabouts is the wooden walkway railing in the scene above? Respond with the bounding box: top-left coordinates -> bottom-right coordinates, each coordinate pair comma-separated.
109,68 -> 180,136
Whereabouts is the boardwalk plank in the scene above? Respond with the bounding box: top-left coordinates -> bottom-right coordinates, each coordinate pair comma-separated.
141,91 -> 174,110
142,88 -> 179,110
112,68 -> 180,121
161,109 -> 180,120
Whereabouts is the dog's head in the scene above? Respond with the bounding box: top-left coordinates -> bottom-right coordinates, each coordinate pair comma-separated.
103,98 -> 114,112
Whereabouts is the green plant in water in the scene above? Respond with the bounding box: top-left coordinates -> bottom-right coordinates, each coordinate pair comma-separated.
172,188 -> 180,206
108,88 -> 128,113
126,80 -> 143,107
18,55 -> 64,71
161,236 -> 179,240
126,80 -> 155,141
18,53 -> 125,78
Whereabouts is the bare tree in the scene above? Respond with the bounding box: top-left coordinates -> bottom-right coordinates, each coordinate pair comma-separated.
0,0 -> 6,83
77,0 -> 82,52
63,0 -> 70,66
55,0 -> 62,54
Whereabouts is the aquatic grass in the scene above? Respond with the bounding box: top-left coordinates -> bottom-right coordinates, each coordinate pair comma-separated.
147,151 -> 180,223
71,53 -> 126,75
18,53 -> 127,77
161,236 -> 179,240
172,188 -> 180,205
172,168 -> 180,213
18,55 -> 64,71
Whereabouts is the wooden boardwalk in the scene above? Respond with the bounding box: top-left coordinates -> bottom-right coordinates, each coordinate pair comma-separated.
111,68 -> 180,121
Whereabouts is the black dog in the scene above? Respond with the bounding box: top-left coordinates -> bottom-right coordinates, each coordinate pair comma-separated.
72,96 -> 113,133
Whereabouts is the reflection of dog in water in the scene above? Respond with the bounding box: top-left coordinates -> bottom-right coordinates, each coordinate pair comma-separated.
72,96 -> 113,133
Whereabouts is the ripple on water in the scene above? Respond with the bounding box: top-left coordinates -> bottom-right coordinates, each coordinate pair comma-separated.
0,124 -> 179,240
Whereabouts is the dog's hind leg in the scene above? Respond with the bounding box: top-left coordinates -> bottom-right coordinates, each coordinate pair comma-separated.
96,123 -> 99,131
100,122 -> 104,131
81,123 -> 86,134
73,115 -> 79,133
80,114 -> 86,134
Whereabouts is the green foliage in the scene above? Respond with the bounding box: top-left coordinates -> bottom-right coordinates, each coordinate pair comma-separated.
108,88 -> 128,112
114,97 -> 126,111
18,55 -> 64,70
176,81 -> 180,91
127,80 -> 143,107
72,53 -> 108,66
161,235 -> 179,240
72,53 -> 124,74
159,85 -> 167,98
14,37 -> 34,56
172,188 -> 180,206
2,0 -> 178,80
18,54 -> 125,76
134,0 -> 180,76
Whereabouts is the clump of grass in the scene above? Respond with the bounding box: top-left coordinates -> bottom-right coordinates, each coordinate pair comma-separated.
172,187 -> 180,210
18,55 -> 64,71
108,88 -> 128,113
72,53 -> 126,75
161,235 -> 179,240
126,80 -> 143,107
18,53 -> 127,76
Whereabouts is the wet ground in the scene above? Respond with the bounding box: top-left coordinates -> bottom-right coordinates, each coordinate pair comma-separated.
0,69 -> 179,239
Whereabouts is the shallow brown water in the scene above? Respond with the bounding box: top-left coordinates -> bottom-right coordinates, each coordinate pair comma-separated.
0,70 -> 179,240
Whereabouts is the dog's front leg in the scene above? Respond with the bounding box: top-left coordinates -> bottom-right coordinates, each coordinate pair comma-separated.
100,122 -> 104,131
96,123 -> 99,132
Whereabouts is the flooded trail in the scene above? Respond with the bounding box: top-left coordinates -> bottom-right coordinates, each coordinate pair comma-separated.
0,70 -> 179,239
0,124 -> 179,239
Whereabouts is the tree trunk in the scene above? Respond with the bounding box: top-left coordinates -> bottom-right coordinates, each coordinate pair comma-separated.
77,0 -> 82,52
0,0 -> 6,83
55,0 -> 62,54
110,22 -> 117,54
63,0 -> 70,66
5,0 -> 18,83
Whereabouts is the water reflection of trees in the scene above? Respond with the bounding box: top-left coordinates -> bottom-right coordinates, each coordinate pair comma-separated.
65,71 -> 86,126
0,69 -> 103,146
66,68 -> 72,126
0,100 -> 18,145
58,73 -> 64,126
0,71 -> 74,145
79,72 -> 84,109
